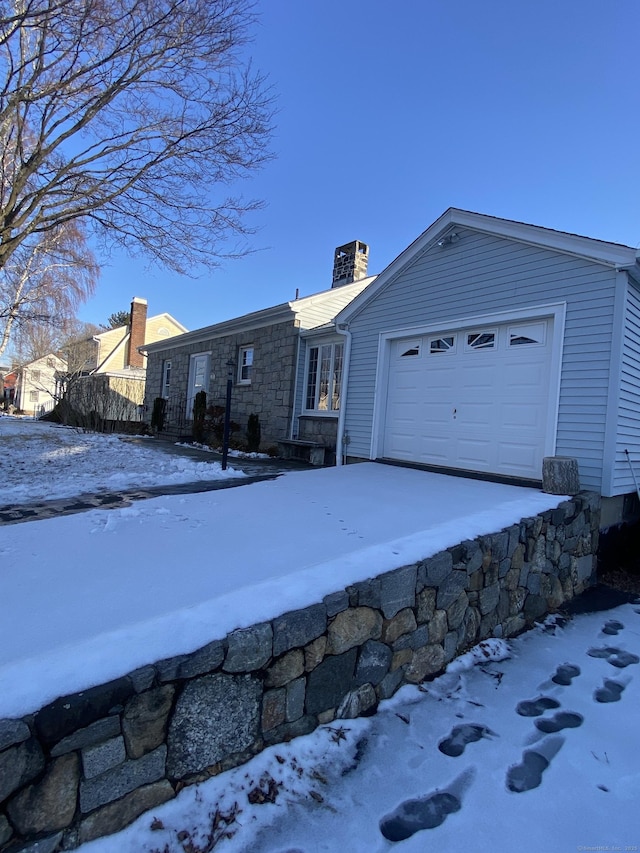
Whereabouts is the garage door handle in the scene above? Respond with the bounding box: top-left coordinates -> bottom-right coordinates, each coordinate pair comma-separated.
453,408 -> 457,419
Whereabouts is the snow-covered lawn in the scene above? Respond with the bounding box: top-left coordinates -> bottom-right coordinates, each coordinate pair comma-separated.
1,416 -> 638,852
0,417 -> 243,503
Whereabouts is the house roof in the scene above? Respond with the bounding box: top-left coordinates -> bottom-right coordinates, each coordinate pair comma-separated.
92,312 -> 188,372
141,277 -> 376,354
336,208 -> 640,325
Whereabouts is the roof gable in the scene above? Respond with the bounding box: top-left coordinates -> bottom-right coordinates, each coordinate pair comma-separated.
337,208 -> 639,325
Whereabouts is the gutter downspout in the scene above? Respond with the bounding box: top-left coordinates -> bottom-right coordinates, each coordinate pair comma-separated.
289,332 -> 301,440
335,322 -> 352,466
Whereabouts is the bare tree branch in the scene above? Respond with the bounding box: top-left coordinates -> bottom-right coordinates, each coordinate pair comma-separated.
0,0 -> 273,275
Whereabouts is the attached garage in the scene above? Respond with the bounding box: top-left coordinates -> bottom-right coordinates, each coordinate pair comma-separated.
335,208 -> 640,502
382,317 -> 555,480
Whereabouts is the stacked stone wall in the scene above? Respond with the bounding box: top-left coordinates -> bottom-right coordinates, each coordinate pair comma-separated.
0,492 -> 599,851
143,321 -> 298,447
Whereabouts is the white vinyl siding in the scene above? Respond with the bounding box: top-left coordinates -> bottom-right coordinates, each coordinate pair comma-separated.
612,281 -> 640,493
343,228 -> 618,493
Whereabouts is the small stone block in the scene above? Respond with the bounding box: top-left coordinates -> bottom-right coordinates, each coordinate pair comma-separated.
542,456 -> 580,495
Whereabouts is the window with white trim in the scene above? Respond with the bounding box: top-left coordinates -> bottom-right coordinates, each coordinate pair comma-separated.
29,390 -> 39,402
238,346 -> 254,384
466,331 -> 496,350
305,342 -> 344,413
31,369 -> 41,382
429,335 -> 456,354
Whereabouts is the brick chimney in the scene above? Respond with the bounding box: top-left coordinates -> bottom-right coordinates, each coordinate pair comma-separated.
332,240 -> 369,288
126,297 -> 147,368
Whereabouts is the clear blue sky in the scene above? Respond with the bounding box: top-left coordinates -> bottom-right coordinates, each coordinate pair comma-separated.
78,0 -> 640,332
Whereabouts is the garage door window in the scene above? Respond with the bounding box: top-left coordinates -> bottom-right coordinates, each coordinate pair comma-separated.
508,322 -> 546,347
305,342 -> 344,413
429,335 -> 456,354
466,331 -> 495,351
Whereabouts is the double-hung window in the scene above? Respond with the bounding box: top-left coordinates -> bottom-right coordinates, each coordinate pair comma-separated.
238,346 -> 253,384
161,359 -> 172,398
305,342 -> 344,413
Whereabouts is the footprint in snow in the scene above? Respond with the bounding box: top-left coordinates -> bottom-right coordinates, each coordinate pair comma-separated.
551,663 -> 581,686
506,736 -> 563,794
438,724 -> 496,757
601,620 -> 624,636
587,647 -> 639,668
516,697 -> 560,717
380,768 -> 475,842
594,678 -> 627,704
534,711 -> 583,734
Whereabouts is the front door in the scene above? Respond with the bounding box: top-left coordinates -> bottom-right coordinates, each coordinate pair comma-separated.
187,353 -> 210,417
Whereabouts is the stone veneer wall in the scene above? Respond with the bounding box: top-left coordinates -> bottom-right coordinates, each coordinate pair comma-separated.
0,493 -> 599,852
143,319 -> 298,447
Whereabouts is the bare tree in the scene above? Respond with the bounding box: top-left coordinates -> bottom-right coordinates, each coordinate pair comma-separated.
0,0 -> 273,280
0,219 -> 98,359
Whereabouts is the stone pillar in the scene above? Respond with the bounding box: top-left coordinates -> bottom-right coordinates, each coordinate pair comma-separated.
542,456 -> 580,495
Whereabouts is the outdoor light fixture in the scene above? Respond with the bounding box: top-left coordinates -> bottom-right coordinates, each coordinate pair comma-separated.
437,232 -> 460,248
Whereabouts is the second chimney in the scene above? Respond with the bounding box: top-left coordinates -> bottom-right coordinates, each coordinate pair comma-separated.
126,297 -> 148,368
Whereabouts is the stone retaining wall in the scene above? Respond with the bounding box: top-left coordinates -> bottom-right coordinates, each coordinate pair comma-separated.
0,492 -> 599,852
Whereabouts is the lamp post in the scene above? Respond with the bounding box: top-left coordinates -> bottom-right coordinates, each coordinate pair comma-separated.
221,360 -> 235,470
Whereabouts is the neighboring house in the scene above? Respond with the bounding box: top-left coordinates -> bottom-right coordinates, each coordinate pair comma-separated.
66,297 -> 187,424
142,241 -> 374,454
334,208 -> 640,526
13,353 -> 66,416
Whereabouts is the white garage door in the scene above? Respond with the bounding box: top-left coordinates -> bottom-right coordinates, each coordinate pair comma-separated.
383,319 -> 553,479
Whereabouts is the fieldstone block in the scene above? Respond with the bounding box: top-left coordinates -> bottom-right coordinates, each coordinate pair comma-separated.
428,610 -> 448,644
490,531 -> 510,563
82,736 -> 126,779
408,625 -> 429,650
503,614 -> 527,637
379,565 -> 417,618
0,737 -> 44,801
496,589 -> 510,622
377,668 -> 404,700
0,718 -> 30,751
523,594 -> 547,623
262,689 -> 286,732
286,677 -> 306,722
122,685 -> 175,760
576,555 -> 594,583
263,715 -> 316,747
306,649 -> 357,716
129,665 -> 156,693
355,640 -> 393,686
35,677 -> 133,744
542,456 -> 580,495
465,543 -> 484,574
224,625 -> 272,673
391,649 -> 412,670
337,684 -> 377,719
0,814 -> 11,846
167,674 -> 261,778
265,650 -> 304,688
462,607 -> 481,647
381,609 -> 417,644
156,653 -> 190,682
347,578 -> 381,609
304,636 -> 327,672
437,571 -> 467,610
424,551 -> 453,586
527,573 -> 541,595
546,576 -> 565,609
446,592 -> 468,631
78,780 -> 174,845
272,605 -> 326,656
179,640 -> 225,679
51,716 -> 121,757
6,753 -> 80,835
405,645 -> 445,683
80,745 -> 166,814
479,583 -> 500,615
11,831 -> 63,853
327,607 -> 383,654
509,587 -> 526,615
416,588 -> 436,624
443,631 -> 459,662
323,590 -> 349,617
